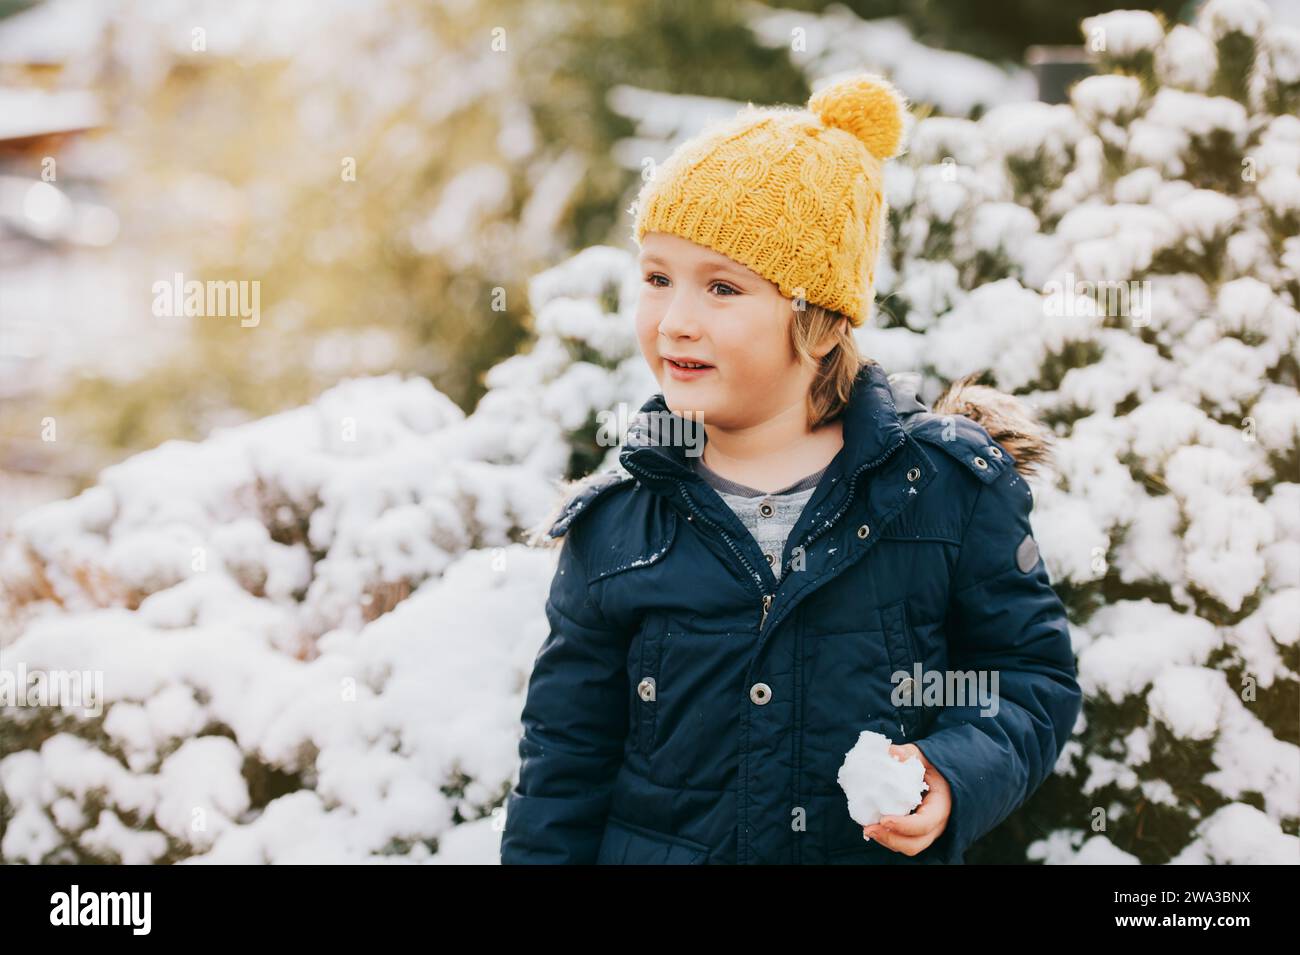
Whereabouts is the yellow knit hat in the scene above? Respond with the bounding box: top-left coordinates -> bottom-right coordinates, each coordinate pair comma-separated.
631,72 -> 909,326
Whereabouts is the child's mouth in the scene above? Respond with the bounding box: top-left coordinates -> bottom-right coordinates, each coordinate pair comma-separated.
664,357 -> 715,380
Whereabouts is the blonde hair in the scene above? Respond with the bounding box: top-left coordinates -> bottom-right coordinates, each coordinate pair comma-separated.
790,301 -> 866,431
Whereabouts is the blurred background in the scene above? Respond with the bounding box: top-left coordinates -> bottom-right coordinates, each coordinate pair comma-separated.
4,0 -> 1268,523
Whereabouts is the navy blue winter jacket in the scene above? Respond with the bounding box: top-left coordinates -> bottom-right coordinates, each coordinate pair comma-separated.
500,361 -> 1082,864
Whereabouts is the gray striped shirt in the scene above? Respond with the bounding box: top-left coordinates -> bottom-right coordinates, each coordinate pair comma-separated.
691,455 -> 828,582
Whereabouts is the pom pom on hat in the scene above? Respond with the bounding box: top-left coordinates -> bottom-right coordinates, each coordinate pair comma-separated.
808,72 -> 908,161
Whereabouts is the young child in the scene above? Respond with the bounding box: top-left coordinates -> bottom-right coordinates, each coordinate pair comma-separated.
501,73 -> 1082,864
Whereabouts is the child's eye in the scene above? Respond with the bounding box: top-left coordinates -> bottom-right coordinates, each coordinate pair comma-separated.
641,273 -> 738,295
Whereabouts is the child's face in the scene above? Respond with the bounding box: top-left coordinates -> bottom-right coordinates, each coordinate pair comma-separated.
635,231 -> 817,431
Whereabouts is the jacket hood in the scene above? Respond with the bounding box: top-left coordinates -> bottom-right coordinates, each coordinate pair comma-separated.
892,371 -> 1053,477
526,363 -> 1051,546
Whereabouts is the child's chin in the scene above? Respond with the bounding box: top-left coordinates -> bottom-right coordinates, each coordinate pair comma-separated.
663,382 -> 716,408
663,399 -> 717,431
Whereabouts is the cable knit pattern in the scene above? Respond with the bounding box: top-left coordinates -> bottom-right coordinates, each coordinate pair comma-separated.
631,72 -> 910,326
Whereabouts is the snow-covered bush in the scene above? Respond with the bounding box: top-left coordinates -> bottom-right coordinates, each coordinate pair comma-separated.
0,246 -> 655,863
864,0 -> 1299,863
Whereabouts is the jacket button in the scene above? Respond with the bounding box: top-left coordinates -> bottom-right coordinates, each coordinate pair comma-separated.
759,501 -> 775,518
857,524 -> 870,539
749,682 -> 772,705
906,467 -> 921,482
638,677 -> 656,702
988,445 -> 1003,459
973,456 -> 989,469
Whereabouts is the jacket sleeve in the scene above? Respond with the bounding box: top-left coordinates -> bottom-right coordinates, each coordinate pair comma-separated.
499,523 -> 630,864
913,465 -> 1082,864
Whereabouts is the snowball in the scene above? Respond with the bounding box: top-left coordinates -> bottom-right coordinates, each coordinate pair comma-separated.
837,730 -> 928,827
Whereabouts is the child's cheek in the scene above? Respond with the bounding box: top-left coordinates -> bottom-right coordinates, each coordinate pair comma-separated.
634,319 -> 659,373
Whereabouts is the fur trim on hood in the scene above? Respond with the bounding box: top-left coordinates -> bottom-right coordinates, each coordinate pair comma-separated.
524,469 -> 622,549
930,374 -> 1053,478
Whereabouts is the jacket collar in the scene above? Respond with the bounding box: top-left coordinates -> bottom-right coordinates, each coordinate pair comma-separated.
619,361 -> 907,494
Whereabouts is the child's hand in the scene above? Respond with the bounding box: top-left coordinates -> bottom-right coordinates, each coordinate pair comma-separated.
862,743 -> 951,856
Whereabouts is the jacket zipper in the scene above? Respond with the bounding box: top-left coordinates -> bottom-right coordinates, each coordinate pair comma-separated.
624,438 -> 906,635
623,456 -> 771,587
793,435 -> 906,555
676,483 -> 776,630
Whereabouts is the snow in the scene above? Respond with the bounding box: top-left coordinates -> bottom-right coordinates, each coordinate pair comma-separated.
906,117 -> 988,168
0,88 -> 103,140
980,102 -> 1087,168
1113,493 -> 1182,586
1,543 -> 555,863
1070,74 -> 1143,124
1258,166 -> 1300,217
837,730 -> 928,827
606,87 -> 743,169
1169,804 -> 1299,865
1267,24 -> 1300,84
1147,666 -> 1231,740
79,811 -> 169,866
1197,0 -> 1273,40
407,164 -> 511,267
1082,10 -> 1166,58
4,1 -> 1298,866
1053,202 -> 1178,277
1239,590 -> 1300,671
1204,704 -> 1300,822
928,279 -> 1100,392
1076,600 -> 1221,701
0,0 -> 109,67
607,6 -> 1037,178
747,8 -> 1033,118
969,202 -> 1040,256
1126,89 -> 1249,177
1156,25 -> 1218,91
1028,831 -> 1141,864
1166,187 -> 1242,242
1248,387 -> 1300,454
0,245 -> 658,861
